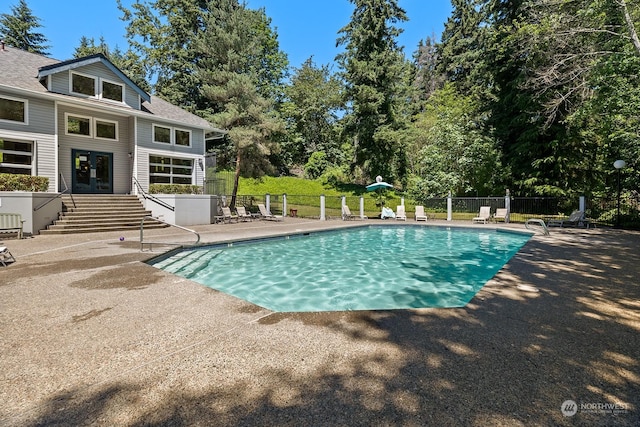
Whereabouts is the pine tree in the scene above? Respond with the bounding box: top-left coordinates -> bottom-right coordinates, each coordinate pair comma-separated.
336,0 -> 408,183
0,0 -> 50,55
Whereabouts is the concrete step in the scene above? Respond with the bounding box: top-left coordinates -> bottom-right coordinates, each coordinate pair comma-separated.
39,222 -> 168,235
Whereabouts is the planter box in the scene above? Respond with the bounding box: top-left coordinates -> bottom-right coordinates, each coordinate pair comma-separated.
144,194 -> 222,226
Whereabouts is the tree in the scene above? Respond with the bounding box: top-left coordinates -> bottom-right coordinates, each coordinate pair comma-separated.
0,0 -> 49,55
280,57 -> 344,170
336,0 -> 408,183
196,0 -> 285,207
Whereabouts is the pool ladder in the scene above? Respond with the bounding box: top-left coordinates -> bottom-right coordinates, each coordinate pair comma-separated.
140,216 -> 200,251
525,218 -> 550,236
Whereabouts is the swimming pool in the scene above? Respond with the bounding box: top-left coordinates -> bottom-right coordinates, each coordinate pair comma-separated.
150,225 -> 531,312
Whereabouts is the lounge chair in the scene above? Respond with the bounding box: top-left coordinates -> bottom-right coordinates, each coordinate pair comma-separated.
548,210 -> 590,228
236,206 -> 253,222
493,208 -> 508,223
472,206 -> 491,224
396,205 -> 407,221
342,205 -> 356,220
258,203 -> 283,221
415,205 -> 428,221
221,206 -> 238,223
0,246 -> 16,267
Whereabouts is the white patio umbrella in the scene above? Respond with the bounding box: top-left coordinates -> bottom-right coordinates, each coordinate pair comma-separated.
366,176 -> 394,217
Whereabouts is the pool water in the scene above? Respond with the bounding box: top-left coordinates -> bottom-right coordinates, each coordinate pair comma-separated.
150,225 -> 531,312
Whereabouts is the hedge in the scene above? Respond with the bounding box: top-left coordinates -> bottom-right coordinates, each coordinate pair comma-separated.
0,174 -> 49,191
149,184 -> 203,194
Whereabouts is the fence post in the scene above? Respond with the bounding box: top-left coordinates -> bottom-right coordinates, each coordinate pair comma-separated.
447,191 -> 452,221
283,193 -> 287,217
341,196 -> 346,219
266,193 -> 270,212
320,194 -> 326,221
579,195 -> 585,213
360,196 -> 365,219
505,189 -> 511,223
401,196 -> 405,206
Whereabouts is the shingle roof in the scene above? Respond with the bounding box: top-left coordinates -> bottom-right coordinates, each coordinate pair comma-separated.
0,45 -> 220,132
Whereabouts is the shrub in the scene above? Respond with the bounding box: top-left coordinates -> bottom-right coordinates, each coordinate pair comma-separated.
149,184 -> 203,194
0,174 -> 49,191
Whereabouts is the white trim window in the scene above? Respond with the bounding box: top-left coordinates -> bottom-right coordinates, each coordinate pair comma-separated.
0,138 -> 33,175
0,95 -> 28,125
65,113 -> 93,137
149,155 -> 193,184
101,79 -> 124,103
153,124 -> 192,147
95,119 -> 118,140
70,71 -> 96,97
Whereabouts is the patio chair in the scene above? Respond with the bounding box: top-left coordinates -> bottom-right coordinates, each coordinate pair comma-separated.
221,206 -> 238,223
236,206 -> 253,222
258,203 -> 284,221
547,210 -> 590,228
493,208 -> 508,223
472,206 -> 491,224
342,205 -> 356,220
415,205 -> 428,221
0,246 -> 16,267
396,205 -> 407,221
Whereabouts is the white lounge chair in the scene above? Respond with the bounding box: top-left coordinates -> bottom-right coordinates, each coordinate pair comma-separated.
493,208 -> 508,223
415,205 -> 428,221
472,206 -> 491,224
342,205 -> 356,220
396,205 -> 407,221
258,203 -> 283,221
0,246 -> 16,267
236,206 -> 252,222
221,206 -> 238,223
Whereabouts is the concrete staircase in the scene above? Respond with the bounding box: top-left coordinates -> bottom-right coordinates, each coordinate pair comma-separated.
40,195 -> 169,235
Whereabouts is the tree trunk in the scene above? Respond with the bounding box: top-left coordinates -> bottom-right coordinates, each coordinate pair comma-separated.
620,0 -> 640,56
230,152 -> 241,210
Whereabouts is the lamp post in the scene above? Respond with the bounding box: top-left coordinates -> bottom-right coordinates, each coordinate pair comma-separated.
614,160 -> 626,228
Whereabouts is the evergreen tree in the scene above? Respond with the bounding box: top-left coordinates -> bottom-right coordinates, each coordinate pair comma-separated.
0,0 -> 49,55
336,0 -> 408,183
196,0 -> 285,207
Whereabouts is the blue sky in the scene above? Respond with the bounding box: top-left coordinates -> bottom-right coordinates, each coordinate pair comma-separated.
20,0 -> 452,68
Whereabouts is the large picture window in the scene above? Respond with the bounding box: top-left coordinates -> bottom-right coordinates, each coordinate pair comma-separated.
0,138 -> 33,175
0,96 -> 27,124
71,72 -> 96,96
149,155 -> 193,184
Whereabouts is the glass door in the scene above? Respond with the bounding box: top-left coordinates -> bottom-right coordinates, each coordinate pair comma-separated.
72,150 -> 113,193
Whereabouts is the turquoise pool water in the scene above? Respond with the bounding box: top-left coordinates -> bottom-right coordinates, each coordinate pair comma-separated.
151,225 -> 531,312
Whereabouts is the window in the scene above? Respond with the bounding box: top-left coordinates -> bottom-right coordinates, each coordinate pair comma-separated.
102,80 -> 123,103
0,138 -> 33,175
149,155 -> 193,184
175,129 -> 191,146
0,96 -> 27,124
71,73 -> 96,96
95,119 -> 118,140
153,125 -> 171,144
66,114 -> 92,137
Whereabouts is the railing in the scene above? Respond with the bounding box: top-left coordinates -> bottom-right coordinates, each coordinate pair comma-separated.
132,177 -> 175,212
140,216 -> 200,251
33,174 -> 71,212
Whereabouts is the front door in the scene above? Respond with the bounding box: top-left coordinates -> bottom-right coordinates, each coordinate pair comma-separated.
72,150 -> 113,194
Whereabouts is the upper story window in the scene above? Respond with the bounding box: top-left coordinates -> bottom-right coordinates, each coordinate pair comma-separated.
101,80 -> 124,103
153,124 -> 192,147
71,72 -> 96,97
95,119 -> 118,140
0,96 -> 27,124
66,114 -> 92,137
65,113 -> 118,140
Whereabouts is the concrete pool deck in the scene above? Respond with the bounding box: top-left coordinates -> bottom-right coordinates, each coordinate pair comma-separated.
1,219 -> 638,426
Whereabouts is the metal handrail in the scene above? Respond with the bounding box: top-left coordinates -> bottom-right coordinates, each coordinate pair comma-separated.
132,177 -> 175,212
34,173 -> 71,211
140,215 -> 200,251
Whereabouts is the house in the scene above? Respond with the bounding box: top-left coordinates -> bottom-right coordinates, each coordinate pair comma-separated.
0,43 -> 223,196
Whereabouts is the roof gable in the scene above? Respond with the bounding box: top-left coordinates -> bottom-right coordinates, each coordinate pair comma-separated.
37,53 -> 150,103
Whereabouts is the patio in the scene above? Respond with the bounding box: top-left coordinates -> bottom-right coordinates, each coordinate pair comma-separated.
0,219 -> 638,426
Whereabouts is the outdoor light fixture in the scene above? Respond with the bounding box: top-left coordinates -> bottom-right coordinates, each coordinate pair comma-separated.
614,160 -> 626,228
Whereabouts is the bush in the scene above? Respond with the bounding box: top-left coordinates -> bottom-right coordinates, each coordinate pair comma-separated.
0,174 -> 49,191
149,184 -> 203,194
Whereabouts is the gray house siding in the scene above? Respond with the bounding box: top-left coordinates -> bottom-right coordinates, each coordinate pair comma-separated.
0,91 -> 55,135
57,105 -> 133,194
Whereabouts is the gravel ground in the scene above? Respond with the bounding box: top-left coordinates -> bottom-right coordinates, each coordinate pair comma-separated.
0,219 -> 638,426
